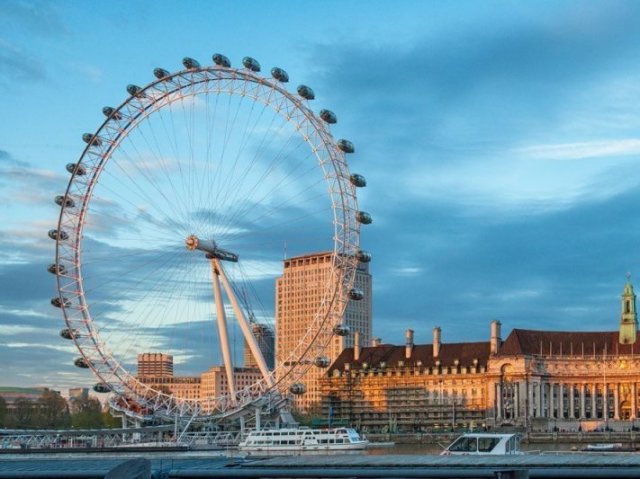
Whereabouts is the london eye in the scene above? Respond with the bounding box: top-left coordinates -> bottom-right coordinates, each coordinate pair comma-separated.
49,54 -> 370,420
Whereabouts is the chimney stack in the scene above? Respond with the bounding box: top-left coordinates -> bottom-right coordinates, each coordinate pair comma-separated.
433,326 -> 441,358
490,320 -> 502,355
354,331 -> 361,362
405,329 -> 414,359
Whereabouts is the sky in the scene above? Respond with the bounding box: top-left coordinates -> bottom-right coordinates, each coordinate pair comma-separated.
1,0 -> 640,393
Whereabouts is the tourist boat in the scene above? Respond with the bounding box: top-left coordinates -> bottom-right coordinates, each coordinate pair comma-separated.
582,443 -> 636,453
440,433 -> 522,455
238,427 -> 369,455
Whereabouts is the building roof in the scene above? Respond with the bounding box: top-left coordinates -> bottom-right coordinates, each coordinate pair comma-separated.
498,329 -> 640,356
328,341 -> 491,373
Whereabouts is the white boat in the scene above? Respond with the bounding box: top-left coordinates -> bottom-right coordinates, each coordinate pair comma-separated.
238,427 -> 369,455
440,433 -> 522,455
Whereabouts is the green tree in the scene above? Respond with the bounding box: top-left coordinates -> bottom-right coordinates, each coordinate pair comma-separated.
36,390 -> 70,429
70,397 -> 103,429
10,398 -> 35,428
0,396 -> 7,427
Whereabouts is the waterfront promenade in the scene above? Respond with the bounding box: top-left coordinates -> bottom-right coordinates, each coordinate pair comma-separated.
2,451 -> 640,478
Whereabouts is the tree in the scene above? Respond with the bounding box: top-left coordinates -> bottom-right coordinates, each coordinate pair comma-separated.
0,396 -> 7,427
36,390 -> 70,429
10,398 -> 35,429
70,397 -> 103,429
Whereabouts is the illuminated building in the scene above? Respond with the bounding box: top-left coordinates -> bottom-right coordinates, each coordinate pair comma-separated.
322,280 -> 640,432
276,252 -> 372,412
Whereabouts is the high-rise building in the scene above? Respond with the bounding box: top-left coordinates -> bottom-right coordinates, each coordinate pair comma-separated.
137,353 -> 174,378
275,251 -> 372,413
244,322 -> 275,370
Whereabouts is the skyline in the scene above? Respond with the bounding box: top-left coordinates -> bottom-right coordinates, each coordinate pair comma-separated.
1,0 -> 640,392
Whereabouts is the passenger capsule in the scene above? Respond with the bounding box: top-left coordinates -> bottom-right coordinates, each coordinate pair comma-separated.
350,173 -> 366,188
102,106 -> 123,120
59,328 -> 78,340
349,288 -> 365,301
337,139 -> 354,153
182,57 -> 200,69
74,357 -> 91,369
55,195 -> 75,208
289,383 -> 306,395
319,109 -> 337,124
47,263 -> 66,275
48,229 -> 69,241
271,67 -> 289,83
356,250 -> 372,263
314,356 -> 330,368
333,324 -> 350,336
126,84 -> 144,97
93,382 -> 111,393
356,211 -> 372,225
242,56 -> 261,72
82,133 -> 102,146
66,163 -> 86,176
153,67 -> 171,79
212,53 -> 231,67
297,85 -> 315,100
51,297 -> 71,308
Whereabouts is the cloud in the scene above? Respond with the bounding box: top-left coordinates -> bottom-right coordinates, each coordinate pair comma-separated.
0,39 -> 47,86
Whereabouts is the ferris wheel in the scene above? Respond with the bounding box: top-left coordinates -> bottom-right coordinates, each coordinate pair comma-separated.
49,54 -> 371,419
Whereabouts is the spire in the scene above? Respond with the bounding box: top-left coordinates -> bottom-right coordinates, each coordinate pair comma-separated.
620,274 -> 637,345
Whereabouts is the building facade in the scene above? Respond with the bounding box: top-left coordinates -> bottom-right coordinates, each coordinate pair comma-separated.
276,252 -> 372,412
137,353 -> 174,377
321,281 -> 640,432
244,322 -> 275,370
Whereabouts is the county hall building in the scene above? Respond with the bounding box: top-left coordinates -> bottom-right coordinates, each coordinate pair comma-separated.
321,280 -> 640,432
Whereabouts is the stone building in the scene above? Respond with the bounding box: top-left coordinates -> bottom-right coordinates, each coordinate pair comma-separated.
321,280 -> 640,432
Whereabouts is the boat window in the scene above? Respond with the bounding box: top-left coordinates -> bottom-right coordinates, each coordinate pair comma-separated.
448,436 -> 477,452
478,437 -> 499,452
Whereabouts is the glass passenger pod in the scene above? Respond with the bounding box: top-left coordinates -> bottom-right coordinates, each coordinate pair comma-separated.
82,133 -> 102,146
320,109 -> 337,124
350,174 -> 366,188
182,57 -> 201,70
126,84 -> 144,98
74,357 -> 92,369
356,211 -> 372,224
348,288 -> 364,301
66,163 -> 86,176
48,229 -> 69,241
271,67 -> 289,83
297,85 -> 315,100
356,250 -> 372,263
51,297 -> 71,308
337,139 -> 355,153
55,195 -> 75,208
333,324 -> 350,336
289,383 -> 306,395
102,106 -> 123,120
153,68 -> 171,80
314,356 -> 330,368
59,328 -> 78,340
47,263 -> 66,275
242,56 -> 261,72
93,382 -> 111,393
212,53 -> 231,68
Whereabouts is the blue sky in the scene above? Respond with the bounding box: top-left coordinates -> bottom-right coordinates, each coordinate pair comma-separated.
1,0 -> 640,392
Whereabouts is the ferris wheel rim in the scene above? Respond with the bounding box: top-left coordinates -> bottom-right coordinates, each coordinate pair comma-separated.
52,60 -> 362,418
